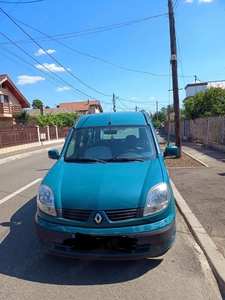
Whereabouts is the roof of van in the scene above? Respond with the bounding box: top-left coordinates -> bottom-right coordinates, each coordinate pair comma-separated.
75,111 -> 149,128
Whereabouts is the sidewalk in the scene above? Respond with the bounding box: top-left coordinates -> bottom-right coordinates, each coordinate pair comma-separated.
1,134 -> 225,293
156,128 -> 225,294
0,140 -> 65,165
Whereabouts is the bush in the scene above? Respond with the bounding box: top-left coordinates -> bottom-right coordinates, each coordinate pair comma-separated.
152,120 -> 161,129
35,112 -> 79,127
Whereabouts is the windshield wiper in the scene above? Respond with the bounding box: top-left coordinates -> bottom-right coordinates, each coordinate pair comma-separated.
64,157 -> 107,164
105,157 -> 144,162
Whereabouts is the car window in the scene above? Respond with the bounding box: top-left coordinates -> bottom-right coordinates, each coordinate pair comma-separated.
64,125 -> 156,160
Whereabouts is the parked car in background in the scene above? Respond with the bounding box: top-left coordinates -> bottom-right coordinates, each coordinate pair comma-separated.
35,111 -> 178,259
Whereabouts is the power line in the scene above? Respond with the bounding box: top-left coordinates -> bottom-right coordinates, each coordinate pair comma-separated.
0,42 -> 112,105
5,13 -> 168,43
0,0 -> 20,22
173,0 -> 181,10
0,31 -> 100,100
117,98 -> 134,110
0,8 -> 111,97
0,46 -> 87,101
4,13 -> 170,76
0,11 -> 195,79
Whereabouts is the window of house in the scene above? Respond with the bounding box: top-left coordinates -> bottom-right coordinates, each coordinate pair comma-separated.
0,94 -> 9,103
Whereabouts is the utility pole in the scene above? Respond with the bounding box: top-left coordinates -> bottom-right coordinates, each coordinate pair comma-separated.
168,0 -> 181,157
113,93 -> 116,112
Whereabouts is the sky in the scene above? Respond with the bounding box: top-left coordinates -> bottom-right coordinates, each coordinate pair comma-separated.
0,0 -> 225,114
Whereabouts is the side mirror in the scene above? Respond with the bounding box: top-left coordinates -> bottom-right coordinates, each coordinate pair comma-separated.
48,149 -> 60,160
164,145 -> 178,157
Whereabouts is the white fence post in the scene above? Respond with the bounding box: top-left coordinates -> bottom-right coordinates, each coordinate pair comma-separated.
46,125 -> 50,141
36,125 -> 40,143
54,125 -> 58,140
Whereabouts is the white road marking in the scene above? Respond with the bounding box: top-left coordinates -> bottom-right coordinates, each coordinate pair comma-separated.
0,178 -> 42,205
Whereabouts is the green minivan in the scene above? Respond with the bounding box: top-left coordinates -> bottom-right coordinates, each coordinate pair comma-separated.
35,111 -> 178,259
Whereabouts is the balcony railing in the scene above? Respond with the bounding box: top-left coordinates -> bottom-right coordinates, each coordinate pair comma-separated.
0,103 -> 21,115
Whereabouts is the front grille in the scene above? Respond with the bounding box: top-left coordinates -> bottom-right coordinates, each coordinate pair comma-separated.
62,208 -> 139,222
105,208 -> 137,221
62,208 -> 92,222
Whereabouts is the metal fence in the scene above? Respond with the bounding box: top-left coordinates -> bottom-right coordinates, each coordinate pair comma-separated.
0,125 -> 71,149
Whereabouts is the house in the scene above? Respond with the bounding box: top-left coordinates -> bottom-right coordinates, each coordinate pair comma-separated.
0,74 -> 30,126
57,100 -> 103,114
184,80 -> 225,100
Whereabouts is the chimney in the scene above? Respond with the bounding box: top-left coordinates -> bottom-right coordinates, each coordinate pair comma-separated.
40,104 -> 45,116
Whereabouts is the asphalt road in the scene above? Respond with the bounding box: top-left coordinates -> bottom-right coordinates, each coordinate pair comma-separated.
0,146 -> 224,300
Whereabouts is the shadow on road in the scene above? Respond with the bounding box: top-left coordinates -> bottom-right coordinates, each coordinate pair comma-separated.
0,197 -> 163,286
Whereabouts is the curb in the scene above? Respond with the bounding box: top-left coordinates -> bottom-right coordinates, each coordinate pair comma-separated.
171,181 -> 225,293
182,149 -> 209,167
0,139 -> 65,155
0,141 -> 64,165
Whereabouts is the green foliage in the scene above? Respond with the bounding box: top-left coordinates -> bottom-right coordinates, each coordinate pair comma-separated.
32,99 -> 43,109
13,110 -> 35,125
152,120 -> 161,129
160,105 -> 174,115
151,105 -> 176,123
151,111 -> 166,123
184,87 -> 225,119
35,112 -> 79,127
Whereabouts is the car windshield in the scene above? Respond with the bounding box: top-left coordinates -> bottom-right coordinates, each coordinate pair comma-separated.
64,125 -> 156,162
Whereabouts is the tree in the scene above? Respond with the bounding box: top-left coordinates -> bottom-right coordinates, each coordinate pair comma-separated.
32,99 -> 43,109
13,110 -> 35,125
184,87 -> 225,119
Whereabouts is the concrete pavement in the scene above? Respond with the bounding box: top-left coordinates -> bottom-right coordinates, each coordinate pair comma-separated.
1,134 -> 225,294
157,128 -> 225,294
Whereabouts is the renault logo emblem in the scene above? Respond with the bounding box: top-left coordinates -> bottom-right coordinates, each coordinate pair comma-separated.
94,212 -> 103,224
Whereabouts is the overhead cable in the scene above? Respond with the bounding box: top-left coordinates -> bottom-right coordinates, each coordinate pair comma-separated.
0,8 -> 111,97
0,31 -> 100,100
4,13 -> 169,76
1,10 -> 194,78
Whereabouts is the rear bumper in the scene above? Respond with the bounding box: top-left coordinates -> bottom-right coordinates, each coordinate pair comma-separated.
35,213 -> 176,260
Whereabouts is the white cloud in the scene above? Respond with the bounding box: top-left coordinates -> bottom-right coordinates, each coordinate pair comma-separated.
184,0 -> 194,2
199,0 -> 213,2
149,96 -> 155,100
35,48 -> 56,56
17,75 -> 45,85
56,86 -> 71,92
35,63 -> 70,72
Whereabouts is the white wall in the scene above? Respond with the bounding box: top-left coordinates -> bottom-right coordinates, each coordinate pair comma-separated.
185,84 -> 207,98
185,81 -> 225,98
0,87 -> 20,105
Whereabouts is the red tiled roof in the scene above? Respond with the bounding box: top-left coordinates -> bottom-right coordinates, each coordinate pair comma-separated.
58,100 -> 103,112
0,74 -> 30,108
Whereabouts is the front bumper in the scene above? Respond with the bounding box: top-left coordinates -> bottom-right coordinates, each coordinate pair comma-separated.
35,212 -> 176,260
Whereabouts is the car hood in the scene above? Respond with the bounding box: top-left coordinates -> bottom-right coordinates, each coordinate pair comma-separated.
44,159 -> 166,210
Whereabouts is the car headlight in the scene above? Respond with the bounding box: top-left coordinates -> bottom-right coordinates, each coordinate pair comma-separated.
37,184 -> 56,216
143,183 -> 170,216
